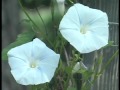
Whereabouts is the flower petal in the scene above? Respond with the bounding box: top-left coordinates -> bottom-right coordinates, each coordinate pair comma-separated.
89,13 -> 108,27
60,29 -> 87,52
10,54 -> 60,85
74,3 -> 108,25
7,41 -> 33,62
11,67 -> 29,82
31,38 -> 59,61
59,4 -> 80,30
40,54 -> 60,67
8,57 -> 29,81
60,28 -> 108,53
16,68 -> 46,85
7,38 -> 48,62
89,27 -> 109,47
39,54 -> 60,81
8,57 -> 29,70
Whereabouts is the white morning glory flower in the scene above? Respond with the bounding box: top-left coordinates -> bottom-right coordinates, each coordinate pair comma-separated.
7,38 -> 60,85
72,61 -> 87,73
59,3 -> 109,53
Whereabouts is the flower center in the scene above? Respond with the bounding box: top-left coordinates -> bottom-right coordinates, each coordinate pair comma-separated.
80,26 -> 88,34
30,62 -> 37,68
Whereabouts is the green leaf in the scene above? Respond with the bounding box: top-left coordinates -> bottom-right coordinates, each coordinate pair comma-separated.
2,30 -> 35,60
82,70 -> 94,80
108,41 -> 114,46
97,55 -> 103,65
67,87 -> 76,90
78,69 -> 87,74
93,54 -> 103,72
65,66 -> 73,74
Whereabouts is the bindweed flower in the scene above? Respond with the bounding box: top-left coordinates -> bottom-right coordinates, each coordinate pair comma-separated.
72,61 -> 87,73
7,38 -> 60,85
59,3 -> 109,53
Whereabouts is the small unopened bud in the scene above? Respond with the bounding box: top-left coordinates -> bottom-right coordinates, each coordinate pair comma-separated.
56,0 -> 65,15
72,61 -> 87,73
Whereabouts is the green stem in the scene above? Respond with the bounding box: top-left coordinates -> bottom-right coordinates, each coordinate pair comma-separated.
74,54 -> 84,90
31,85 -> 38,90
35,7 -> 48,35
99,49 -> 119,74
92,49 -> 119,83
74,73 -> 82,90
18,0 -> 54,47
18,0 -> 40,32
69,0 -> 75,4
34,8 -> 54,47
50,0 -> 55,25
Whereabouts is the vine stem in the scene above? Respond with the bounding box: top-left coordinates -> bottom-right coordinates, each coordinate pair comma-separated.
74,54 -> 83,90
35,7 -> 48,35
31,85 -> 38,90
92,49 -> 119,84
18,0 -> 54,47
64,47 -> 70,66
18,0 -> 40,32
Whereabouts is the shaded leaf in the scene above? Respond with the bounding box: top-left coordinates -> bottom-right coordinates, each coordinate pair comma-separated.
67,87 -> 77,90
2,30 -> 35,60
82,70 -> 94,80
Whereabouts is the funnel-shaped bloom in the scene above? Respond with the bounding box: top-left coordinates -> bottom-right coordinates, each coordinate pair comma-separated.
7,38 -> 60,85
59,3 -> 109,53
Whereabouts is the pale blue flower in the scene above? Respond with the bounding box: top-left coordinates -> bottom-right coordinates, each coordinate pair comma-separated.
7,38 -> 60,85
59,3 -> 109,53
